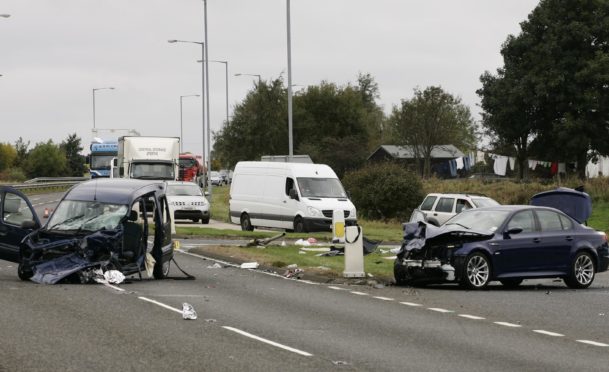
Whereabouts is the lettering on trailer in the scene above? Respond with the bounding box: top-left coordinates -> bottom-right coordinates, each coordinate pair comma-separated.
138,147 -> 169,156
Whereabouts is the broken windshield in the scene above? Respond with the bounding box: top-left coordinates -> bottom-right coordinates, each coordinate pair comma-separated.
47,200 -> 129,231
444,209 -> 510,232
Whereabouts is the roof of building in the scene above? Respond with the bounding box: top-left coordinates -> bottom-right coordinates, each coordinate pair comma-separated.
368,145 -> 464,160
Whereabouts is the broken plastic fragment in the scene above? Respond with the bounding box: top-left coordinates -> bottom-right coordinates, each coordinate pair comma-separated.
145,253 -> 156,277
104,270 -> 125,284
240,262 -> 259,269
182,303 -> 197,320
207,263 -> 222,269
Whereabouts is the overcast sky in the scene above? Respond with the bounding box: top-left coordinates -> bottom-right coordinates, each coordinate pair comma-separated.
0,0 -> 539,154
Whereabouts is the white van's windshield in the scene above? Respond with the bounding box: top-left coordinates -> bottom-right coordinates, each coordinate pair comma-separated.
297,178 -> 347,198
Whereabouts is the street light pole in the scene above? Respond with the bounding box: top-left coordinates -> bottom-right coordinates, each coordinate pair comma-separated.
0,14 -> 10,18
92,87 -> 114,130
168,39 -> 206,188
203,0 -> 213,201
286,0 -> 294,159
202,60 -> 230,126
180,94 -> 200,153
234,73 -> 261,85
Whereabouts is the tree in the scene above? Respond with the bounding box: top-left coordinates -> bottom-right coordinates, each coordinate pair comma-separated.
0,143 -> 17,172
22,140 -> 67,178
13,137 -> 29,168
60,133 -> 85,176
479,0 -> 609,179
388,86 -> 477,178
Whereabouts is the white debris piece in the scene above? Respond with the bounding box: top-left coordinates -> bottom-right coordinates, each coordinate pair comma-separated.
240,262 -> 259,269
182,303 -> 198,320
294,239 -> 311,246
207,263 -> 222,269
104,270 -> 125,284
287,264 -> 298,269
145,253 -> 156,277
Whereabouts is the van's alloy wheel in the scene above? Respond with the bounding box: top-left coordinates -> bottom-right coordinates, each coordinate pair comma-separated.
564,251 -> 595,289
240,213 -> 254,231
293,217 -> 305,233
461,252 -> 491,289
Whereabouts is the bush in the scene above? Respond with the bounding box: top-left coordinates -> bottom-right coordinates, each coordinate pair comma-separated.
342,162 -> 424,220
0,167 -> 27,183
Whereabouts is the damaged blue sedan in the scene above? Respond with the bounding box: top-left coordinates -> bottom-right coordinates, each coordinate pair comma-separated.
0,179 -> 174,284
395,190 -> 609,289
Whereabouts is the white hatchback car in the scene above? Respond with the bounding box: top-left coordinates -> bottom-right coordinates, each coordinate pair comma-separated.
416,193 -> 499,226
166,181 -> 210,224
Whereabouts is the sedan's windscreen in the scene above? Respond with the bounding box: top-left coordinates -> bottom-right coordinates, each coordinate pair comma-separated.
445,210 -> 510,232
47,201 -> 129,231
297,178 -> 347,198
167,185 -> 203,196
471,198 -> 500,208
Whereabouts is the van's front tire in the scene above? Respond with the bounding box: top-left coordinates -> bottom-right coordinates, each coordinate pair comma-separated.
240,213 -> 254,231
294,217 -> 306,233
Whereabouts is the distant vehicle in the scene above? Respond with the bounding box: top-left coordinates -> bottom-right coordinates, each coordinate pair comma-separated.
179,152 -> 204,186
112,136 -> 180,181
88,141 -> 118,178
416,193 -> 499,226
395,204 -> 609,289
166,181 -> 210,224
219,169 -> 230,185
0,179 -> 174,284
210,171 -> 223,186
229,161 -> 357,232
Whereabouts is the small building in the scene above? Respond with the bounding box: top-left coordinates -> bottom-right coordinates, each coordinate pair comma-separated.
261,155 -> 313,164
367,145 -> 465,177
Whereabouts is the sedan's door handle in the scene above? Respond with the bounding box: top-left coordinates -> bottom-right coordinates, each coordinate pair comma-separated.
533,238 -> 541,243
565,236 -> 573,241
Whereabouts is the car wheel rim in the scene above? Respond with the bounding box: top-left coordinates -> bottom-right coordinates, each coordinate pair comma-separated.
163,260 -> 170,276
467,256 -> 489,287
574,255 -> 594,285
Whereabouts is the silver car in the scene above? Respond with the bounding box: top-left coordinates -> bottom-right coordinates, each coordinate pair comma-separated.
166,181 -> 210,224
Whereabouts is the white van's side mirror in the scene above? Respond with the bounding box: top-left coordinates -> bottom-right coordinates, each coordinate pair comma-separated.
289,189 -> 299,201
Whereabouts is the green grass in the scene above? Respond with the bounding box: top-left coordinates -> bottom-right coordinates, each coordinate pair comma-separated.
210,185 -> 230,222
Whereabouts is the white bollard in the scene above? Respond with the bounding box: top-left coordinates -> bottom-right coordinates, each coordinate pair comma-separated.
332,209 -> 345,243
343,225 -> 365,278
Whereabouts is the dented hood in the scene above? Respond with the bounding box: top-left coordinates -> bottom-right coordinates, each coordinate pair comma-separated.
401,221 -> 494,253
530,187 -> 591,223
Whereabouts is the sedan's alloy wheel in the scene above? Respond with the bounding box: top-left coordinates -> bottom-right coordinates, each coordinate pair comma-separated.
464,253 -> 490,289
574,254 -> 594,286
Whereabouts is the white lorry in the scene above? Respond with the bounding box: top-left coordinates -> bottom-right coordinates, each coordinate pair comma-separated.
112,136 -> 180,181
229,161 -> 357,232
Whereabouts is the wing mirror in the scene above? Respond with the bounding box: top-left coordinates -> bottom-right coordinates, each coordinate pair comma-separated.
20,220 -> 38,229
289,189 -> 299,201
503,227 -> 523,239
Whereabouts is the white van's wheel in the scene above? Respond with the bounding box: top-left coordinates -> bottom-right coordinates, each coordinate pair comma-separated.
240,213 -> 254,231
294,217 -> 306,233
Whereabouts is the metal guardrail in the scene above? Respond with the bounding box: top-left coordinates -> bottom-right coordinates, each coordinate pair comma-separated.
11,180 -> 85,191
23,177 -> 89,184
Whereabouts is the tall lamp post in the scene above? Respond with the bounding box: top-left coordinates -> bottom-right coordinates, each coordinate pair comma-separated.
179,94 -> 200,153
235,73 -> 261,85
92,87 -> 115,130
286,0 -> 294,158
168,39 -> 207,190
0,14 -> 10,18
199,59 -> 230,126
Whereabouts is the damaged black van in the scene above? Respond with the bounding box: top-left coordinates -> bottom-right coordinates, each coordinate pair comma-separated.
0,179 -> 174,284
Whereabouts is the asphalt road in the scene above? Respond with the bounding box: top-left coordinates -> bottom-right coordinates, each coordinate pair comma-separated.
2,247 -> 609,371
3,190 -> 609,370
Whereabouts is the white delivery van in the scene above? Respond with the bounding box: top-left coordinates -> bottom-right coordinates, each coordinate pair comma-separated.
229,161 -> 357,232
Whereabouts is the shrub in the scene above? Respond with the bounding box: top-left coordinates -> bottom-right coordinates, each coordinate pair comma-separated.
342,162 -> 424,221
0,167 -> 27,183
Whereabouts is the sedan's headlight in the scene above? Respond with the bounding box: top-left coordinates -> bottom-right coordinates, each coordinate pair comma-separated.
307,206 -> 322,217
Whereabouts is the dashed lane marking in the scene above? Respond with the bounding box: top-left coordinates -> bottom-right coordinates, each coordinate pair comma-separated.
533,330 -> 564,337
458,314 -> 485,320
428,308 -> 453,313
576,340 -> 609,347
350,291 -> 368,296
494,321 -> 522,328
223,326 -> 313,357
138,296 -> 183,315
399,302 -> 422,307
328,286 -> 348,290
373,296 -> 394,301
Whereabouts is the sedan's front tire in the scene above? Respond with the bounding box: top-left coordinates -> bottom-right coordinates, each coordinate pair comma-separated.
460,252 -> 491,290
564,251 -> 595,289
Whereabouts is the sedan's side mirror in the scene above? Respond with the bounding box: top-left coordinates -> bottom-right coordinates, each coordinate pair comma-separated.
20,220 -> 38,230
503,227 -> 523,239
289,189 -> 299,201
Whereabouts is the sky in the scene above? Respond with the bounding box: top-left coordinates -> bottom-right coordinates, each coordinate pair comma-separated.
0,0 -> 540,155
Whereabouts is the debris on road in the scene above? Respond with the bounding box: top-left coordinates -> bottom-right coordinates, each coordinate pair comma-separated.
240,262 -> 259,269
182,303 -> 197,320
283,267 -> 304,279
244,232 -> 286,247
207,263 -> 223,269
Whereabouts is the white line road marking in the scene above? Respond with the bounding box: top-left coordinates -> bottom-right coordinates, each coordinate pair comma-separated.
350,291 -> 368,296
458,314 -> 485,320
373,296 -> 394,301
328,286 -> 348,290
494,321 -> 522,328
576,340 -> 609,347
428,308 -> 453,313
533,330 -> 564,337
177,250 -> 240,268
103,283 -> 125,292
222,326 -> 313,357
138,296 -> 183,315
399,302 -> 422,307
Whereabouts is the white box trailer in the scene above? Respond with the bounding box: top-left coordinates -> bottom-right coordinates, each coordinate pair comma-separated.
112,136 -> 180,180
229,161 -> 357,232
